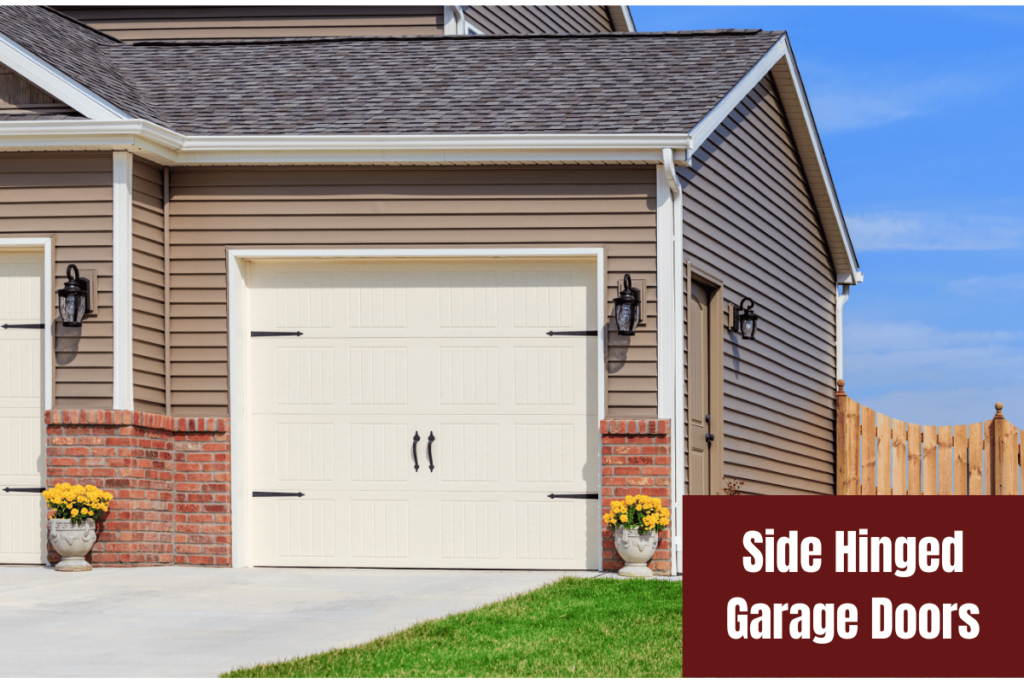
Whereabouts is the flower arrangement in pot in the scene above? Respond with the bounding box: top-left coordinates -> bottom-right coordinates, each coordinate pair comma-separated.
603,494 -> 670,577
42,483 -> 114,572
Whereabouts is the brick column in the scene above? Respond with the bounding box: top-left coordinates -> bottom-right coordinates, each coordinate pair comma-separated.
44,410 -> 230,567
600,419 -> 672,574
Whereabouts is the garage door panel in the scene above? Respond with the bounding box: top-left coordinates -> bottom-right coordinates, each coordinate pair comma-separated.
248,259 -> 595,340
0,251 -> 45,565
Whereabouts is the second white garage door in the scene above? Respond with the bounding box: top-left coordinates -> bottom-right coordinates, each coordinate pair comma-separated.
246,257 -> 600,569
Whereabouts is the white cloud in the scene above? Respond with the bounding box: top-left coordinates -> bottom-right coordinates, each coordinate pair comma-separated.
843,319 -> 1024,426
847,212 -> 1024,251
947,274 -> 1024,296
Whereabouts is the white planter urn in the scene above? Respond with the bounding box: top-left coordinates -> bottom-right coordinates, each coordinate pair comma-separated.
49,518 -> 96,572
614,527 -> 659,577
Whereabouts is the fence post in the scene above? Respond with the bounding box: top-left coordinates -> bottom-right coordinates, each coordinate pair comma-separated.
994,403 -> 1009,495
836,380 -> 854,495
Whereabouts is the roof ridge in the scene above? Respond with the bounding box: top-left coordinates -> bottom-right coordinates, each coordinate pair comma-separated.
131,29 -> 773,48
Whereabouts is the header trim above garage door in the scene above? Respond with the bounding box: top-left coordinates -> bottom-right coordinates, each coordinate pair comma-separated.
226,247 -> 606,568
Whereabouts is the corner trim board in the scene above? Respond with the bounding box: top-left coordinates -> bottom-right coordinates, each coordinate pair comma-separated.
111,151 -> 133,409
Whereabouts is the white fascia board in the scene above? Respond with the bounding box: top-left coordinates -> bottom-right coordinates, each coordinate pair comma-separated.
0,121 -> 693,165
609,6 -> 636,33
687,35 -> 861,283
0,32 -> 131,121
111,151 -> 133,410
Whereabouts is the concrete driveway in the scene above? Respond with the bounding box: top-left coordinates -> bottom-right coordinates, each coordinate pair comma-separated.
0,565 -> 594,677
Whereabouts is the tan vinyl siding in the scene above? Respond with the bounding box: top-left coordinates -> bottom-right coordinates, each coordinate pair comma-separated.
464,6 -> 614,34
0,64 -> 76,116
0,152 -> 113,407
132,159 -> 165,413
167,166 -> 656,417
681,74 -> 837,496
55,6 -> 445,41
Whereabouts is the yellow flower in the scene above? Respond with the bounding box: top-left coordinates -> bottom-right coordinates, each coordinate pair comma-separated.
619,514 -> 627,522
624,495 -> 635,506
70,508 -> 79,517
87,509 -> 94,516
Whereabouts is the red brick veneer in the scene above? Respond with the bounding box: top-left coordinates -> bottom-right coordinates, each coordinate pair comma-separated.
45,410 -> 231,567
600,419 -> 672,574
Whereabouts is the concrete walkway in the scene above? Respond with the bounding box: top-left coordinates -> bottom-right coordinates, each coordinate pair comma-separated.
0,565 -> 594,677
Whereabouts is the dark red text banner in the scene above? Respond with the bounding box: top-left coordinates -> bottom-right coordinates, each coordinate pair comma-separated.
683,497 -> 1024,677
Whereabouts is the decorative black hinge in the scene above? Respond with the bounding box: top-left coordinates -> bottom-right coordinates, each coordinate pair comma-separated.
2,487 -> 45,493
2,323 -> 45,330
546,330 -> 598,336
252,491 -> 305,497
547,493 -> 599,499
251,331 -> 304,337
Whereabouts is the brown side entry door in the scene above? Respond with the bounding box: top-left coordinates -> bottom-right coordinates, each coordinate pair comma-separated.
688,282 -> 712,495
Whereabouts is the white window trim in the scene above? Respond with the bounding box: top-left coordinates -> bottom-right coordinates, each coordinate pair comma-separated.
0,32 -> 130,121
0,237 -> 53,411
112,151 -> 133,409
227,247 -> 607,569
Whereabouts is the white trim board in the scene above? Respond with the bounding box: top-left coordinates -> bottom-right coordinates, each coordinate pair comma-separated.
111,151 -> 133,410
0,32 -> 130,121
226,247 -> 607,569
0,237 -> 53,411
686,35 -> 860,282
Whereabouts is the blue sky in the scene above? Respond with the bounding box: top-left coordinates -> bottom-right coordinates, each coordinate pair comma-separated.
633,6 -> 1024,427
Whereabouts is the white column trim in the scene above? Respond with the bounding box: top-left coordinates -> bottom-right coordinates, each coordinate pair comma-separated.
655,167 -> 675,418
112,151 -> 133,409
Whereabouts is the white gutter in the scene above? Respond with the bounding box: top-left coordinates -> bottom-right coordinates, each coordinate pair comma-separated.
663,148 -> 686,576
836,283 -> 850,385
0,120 -> 694,166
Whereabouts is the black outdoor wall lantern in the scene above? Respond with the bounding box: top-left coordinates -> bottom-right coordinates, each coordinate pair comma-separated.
613,274 -> 641,336
57,264 -> 91,327
732,297 -> 759,340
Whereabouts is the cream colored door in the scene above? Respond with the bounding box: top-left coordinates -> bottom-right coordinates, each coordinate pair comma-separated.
0,252 -> 46,564
248,258 -> 600,569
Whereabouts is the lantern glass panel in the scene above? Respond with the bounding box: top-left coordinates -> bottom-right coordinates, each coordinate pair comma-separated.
741,317 -> 756,339
616,301 -> 635,332
60,292 -> 79,325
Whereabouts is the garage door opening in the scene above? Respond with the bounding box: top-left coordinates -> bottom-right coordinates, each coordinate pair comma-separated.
238,255 -> 603,570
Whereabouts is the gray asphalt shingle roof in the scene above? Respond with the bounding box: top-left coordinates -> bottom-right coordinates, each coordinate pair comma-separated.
0,6 -> 784,136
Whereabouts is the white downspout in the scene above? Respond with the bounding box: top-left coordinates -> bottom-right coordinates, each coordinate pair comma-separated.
836,283 -> 850,384
444,6 -> 466,35
663,148 -> 685,575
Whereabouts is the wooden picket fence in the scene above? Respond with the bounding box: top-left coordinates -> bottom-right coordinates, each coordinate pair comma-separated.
836,380 -> 1023,495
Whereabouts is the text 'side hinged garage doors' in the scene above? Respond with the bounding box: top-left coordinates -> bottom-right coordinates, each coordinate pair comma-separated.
245,257 -> 601,569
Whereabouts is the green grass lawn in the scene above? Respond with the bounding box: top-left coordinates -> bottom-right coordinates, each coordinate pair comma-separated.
223,576 -> 682,678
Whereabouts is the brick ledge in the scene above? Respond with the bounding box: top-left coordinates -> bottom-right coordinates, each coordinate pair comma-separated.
46,410 -> 228,433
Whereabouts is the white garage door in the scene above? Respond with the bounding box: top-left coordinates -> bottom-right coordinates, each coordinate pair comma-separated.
0,251 -> 46,564
247,258 -> 600,569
